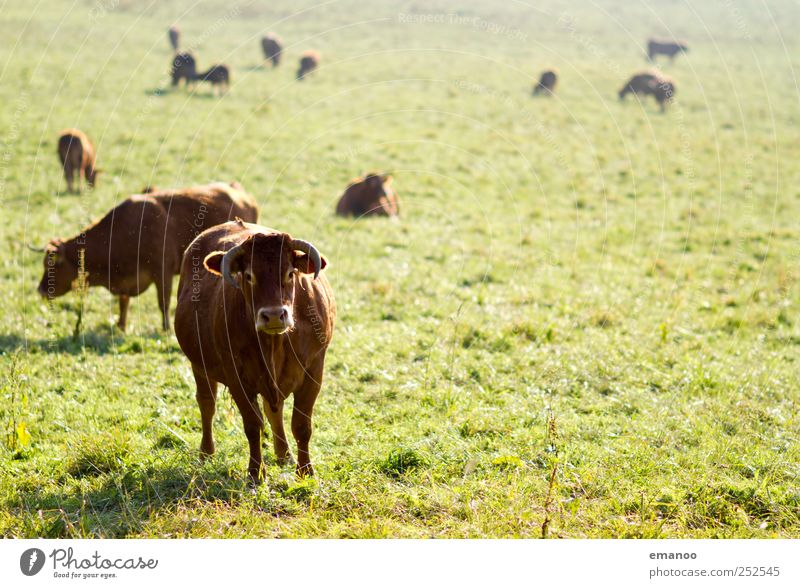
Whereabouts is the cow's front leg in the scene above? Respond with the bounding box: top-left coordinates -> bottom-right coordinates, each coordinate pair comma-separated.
231,386 -> 265,483
263,397 -> 292,466
292,374 -> 322,477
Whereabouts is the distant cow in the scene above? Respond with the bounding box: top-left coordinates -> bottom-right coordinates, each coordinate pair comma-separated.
197,64 -> 230,94
297,51 -> 320,80
533,70 -> 558,95
335,173 -> 399,218
648,38 -> 688,61
168,26 -> 180,52
619,71 -> 676,111
261,34 -> 283,68
35,182 -> 258,331
171,52 -> 197,87
57,129 -> 99,193
175,221 -> 335,482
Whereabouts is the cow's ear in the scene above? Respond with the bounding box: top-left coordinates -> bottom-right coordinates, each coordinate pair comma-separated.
203,251 -> 226,276
292,251 -> 328,275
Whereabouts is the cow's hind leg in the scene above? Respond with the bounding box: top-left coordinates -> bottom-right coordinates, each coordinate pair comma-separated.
65,167 -> 75,193
263,397 -> 292,466
155,276 -> 172,331
117,295 -> 130,331
292,373 -> 322,477
192,366 -> 218,457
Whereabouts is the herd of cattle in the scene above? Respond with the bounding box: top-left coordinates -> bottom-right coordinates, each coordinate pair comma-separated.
31,30 -> 689,483
534,37 -> 686,111
168,26 -> 319,92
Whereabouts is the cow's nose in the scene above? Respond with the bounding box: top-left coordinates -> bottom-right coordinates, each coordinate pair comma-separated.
256,306 -> 292,333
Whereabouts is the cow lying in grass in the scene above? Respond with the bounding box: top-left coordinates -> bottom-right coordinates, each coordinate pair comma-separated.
335,173 -> 399,218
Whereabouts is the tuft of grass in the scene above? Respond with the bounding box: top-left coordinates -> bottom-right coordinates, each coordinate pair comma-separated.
67,432 -> 132,478
379,448 -> 428,478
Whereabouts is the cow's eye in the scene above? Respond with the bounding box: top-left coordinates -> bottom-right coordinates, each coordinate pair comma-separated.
244,271 -> 253,283
285,269 -> 297,283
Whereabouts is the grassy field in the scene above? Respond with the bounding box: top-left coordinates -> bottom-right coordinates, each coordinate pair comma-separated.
1,0 -> 799,538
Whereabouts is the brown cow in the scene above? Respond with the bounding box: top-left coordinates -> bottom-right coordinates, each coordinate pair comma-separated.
533,70 -> 558,95
648,38 -> 688,62
619,71 -> 676,112
297,51 -> 320,80
171,52 -> 197,88
197,64 -> 230,94
35,182 -> 258,331
261,34 -> 283,68
57,129 -> 99,193
174,221 -> 335,482
335,173 -> 399,218
168,26 -> 180,52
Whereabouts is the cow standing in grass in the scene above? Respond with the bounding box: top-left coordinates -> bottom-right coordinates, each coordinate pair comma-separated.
35,182 -> 258,331
261,34 -> 283,68
296,51 -> 320,80
533,70 -> 558,95
619,71 -> 676,112
196,64 -> 230,95
57,129 -> 99,193
168,26 -> 180,52
647,38 -> 688,62
335,173 -> 399,218
171,52 -> 197,88
174,221 -> 335,482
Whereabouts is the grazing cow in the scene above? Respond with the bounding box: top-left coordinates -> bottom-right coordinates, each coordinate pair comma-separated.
174,221 -> 335,482
57,129 -> 99,193
335,173 -> 399,218
619,71 -> 675,112
296,51 -> 320,80
35,182 -> 258,331
171,52 -> 197,87
261,34 -> 283,68
647,38 -> 688,61
533,70 -> 558,95
197,64 -> 230,94
168,26 -> 180,52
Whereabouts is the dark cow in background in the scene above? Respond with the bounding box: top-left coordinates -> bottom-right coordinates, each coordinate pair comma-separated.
57,129 -> 99,193
648,38 -> 688,61
297,51 -> 320,80
174,221 -> 335,482
168,26 -> 180,52
197,64 -> 230,94
171,52 -> 197,87
261,34 -> 283,68
35,182 -> 258,331
619,71 -> 676,112
335,173 -> 399,218
533,70 -> 558,95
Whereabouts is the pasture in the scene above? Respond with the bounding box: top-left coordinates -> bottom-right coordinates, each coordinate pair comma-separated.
1,0 -> 799,538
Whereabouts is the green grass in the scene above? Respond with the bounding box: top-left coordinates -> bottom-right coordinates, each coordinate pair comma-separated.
1,0 -> 799,538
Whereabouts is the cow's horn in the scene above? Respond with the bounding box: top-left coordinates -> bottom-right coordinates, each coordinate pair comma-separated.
289,239 -> 321,280
27,243 -> 45,252
221,244 -> 245,289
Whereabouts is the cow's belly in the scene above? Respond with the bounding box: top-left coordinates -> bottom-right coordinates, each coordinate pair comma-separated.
106,271 -> 153,296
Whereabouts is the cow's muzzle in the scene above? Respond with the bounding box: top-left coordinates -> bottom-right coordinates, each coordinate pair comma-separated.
256,305 -> 293,334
